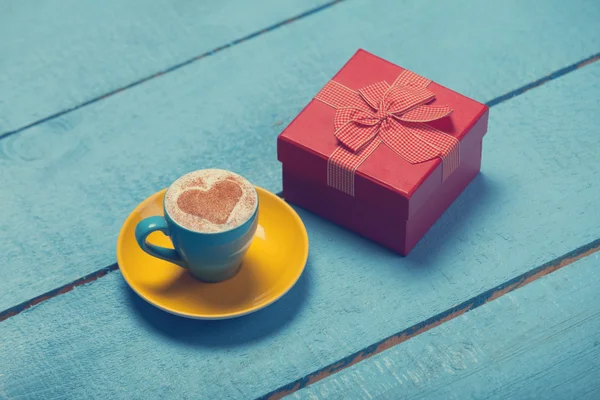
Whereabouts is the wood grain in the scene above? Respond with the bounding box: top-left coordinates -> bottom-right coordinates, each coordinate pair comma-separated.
1,0 -> 600,312
289,253 -> 600,400
0,0 -> 334,136
264,239 -> 600,399
0,60 -> 599,399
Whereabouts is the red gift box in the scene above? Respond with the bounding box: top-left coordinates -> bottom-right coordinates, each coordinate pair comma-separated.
277,49 -> 489,255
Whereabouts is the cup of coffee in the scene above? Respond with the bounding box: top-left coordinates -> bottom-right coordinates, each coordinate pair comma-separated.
135,169 -> 259,282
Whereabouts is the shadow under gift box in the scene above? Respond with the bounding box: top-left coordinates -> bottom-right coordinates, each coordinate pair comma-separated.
277,49 -> 489,256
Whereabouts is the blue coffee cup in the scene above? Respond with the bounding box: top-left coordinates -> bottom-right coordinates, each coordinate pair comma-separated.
134,176 -> 259,283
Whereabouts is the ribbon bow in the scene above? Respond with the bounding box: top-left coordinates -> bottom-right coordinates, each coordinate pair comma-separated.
315,69 -> 459,196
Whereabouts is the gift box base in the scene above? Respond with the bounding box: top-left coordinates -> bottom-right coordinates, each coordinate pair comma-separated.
282,139 -> 483,256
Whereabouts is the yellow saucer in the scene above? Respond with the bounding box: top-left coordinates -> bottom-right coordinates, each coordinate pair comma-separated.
117,187 -> 308,320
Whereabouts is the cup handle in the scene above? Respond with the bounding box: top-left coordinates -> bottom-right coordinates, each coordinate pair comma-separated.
134,216 -> 187,268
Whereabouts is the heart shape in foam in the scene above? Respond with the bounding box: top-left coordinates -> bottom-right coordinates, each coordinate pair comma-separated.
177,179 -> 243,225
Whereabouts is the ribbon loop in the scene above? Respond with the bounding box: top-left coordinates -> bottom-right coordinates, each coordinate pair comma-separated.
395,104 -> 453,123
379,118 -> 446,164
334,120 -> 380,153
315,69 -> 459,196
334,108 -> 380,130
358,81 -> 390,110
384,85 -> 436,115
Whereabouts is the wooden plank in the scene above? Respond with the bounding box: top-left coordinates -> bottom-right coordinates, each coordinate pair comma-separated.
0,0 -> 333,136
1,61 -> 599,399
289,254 -> 600,400
1,0 -> 600,312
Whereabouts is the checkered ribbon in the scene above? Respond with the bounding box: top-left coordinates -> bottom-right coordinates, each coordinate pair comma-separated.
315,69 -> 459,196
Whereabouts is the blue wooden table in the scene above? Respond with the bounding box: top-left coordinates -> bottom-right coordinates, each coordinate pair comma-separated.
1,1 -> 599,398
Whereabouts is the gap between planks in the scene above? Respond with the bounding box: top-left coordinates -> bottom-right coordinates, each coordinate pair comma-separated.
0,0 -> 347,140
259,237 -> 600,400
2,53 -> 598,324
0,48 -> 599,397
1,234 -> 599,397
0,27 -> 597,143
2,219 -> 599,327
486,52 -> 600,107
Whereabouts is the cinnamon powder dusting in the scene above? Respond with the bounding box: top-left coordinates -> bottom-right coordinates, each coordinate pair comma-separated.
165,169 -> 257,233
190,177 -> 204,186
177,180 -> 243,224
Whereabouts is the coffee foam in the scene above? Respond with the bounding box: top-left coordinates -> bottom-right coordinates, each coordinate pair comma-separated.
165,169 -> 257,233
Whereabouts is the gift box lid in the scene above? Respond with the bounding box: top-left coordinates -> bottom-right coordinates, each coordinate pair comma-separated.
278,49 -> 489,220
